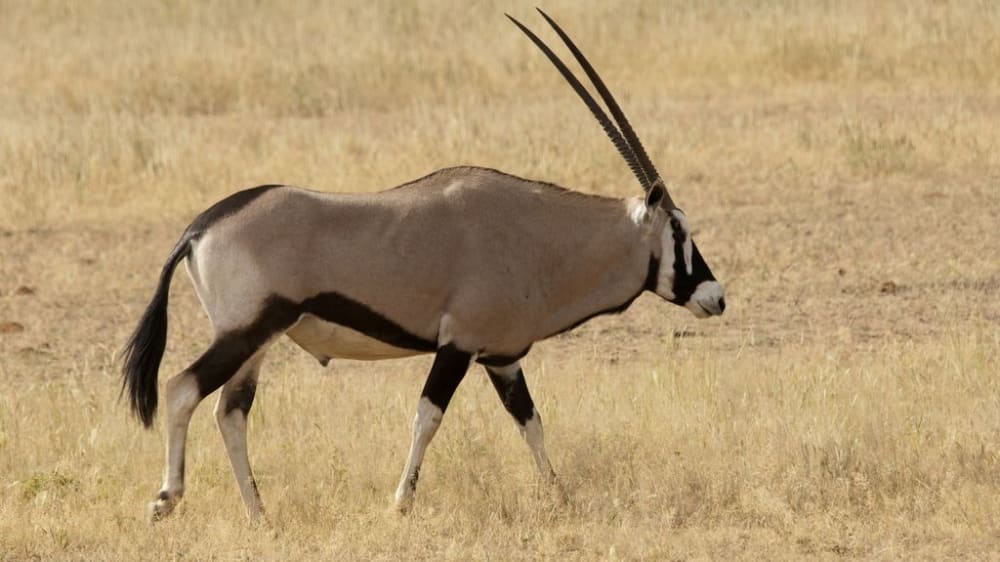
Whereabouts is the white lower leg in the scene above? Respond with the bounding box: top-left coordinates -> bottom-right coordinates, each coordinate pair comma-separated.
217,408 -> 264,519
214,364 -> 265,521
394,397 -> 442,513
522,410 -> 555,480
149,374 -> 201,521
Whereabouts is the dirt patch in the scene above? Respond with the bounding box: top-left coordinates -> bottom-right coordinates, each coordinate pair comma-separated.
0,321 -> 25,334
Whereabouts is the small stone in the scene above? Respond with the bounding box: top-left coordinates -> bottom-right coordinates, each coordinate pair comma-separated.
0,321 -> 25,334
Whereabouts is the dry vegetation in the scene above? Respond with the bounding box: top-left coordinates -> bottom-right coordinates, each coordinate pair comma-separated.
1,1 -> 998,559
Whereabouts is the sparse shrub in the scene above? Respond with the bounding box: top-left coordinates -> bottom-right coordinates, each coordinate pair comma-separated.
840,120 -> 917,177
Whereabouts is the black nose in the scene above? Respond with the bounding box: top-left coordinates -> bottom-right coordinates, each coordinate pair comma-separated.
718,297 -> 726,313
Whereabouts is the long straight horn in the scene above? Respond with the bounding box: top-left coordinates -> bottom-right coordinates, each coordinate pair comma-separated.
506,13 -> 651,193
535,9 -> 672,207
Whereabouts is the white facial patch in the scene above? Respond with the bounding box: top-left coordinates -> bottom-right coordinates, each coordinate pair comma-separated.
684,280 -> 725,318
655,264 -> 675,300
627,198 -> 650,226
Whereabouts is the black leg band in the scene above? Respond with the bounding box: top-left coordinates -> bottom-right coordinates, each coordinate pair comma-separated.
486,367 -> 535,426
420,344 -> 472,411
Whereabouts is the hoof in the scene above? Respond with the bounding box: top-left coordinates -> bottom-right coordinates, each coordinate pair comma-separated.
147,494 -> 179,522
394,496 -> 414,515
548,482 -> 569,506
246,508 -> 266,526
536,474 -> 567,505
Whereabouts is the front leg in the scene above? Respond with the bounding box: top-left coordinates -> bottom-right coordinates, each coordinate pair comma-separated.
394,344 -> 471,514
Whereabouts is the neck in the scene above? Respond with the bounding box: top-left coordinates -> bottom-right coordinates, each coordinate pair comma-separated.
534,198 -> 653,339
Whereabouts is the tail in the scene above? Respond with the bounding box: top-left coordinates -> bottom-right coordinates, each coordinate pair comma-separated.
121,234 -> 193,428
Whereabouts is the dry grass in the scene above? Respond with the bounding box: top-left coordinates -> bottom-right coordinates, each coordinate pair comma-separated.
1,1 -> 998,560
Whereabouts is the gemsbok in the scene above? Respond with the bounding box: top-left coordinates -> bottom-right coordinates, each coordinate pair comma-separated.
122,10 -> 725,520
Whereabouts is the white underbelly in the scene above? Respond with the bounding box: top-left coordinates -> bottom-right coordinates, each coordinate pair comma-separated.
287,315 -> 424,361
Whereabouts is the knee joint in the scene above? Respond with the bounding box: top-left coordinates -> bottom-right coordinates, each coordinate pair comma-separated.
165,375 -> 202,418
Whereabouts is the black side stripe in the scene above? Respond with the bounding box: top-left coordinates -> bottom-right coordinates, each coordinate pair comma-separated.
189,252 -> 662,398
191,297 -> 300,397
191,291 -> 436,397
300,293 -> 436,353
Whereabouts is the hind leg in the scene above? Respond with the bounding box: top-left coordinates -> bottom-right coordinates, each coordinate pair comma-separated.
148,369 -> 202,521
214,357 -> 265,521
148,334 -> 275,521
485,361 -> 556,480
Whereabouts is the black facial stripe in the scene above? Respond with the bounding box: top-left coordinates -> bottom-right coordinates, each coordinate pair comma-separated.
669,215 -> 689,273
670,236 -> 694,303
486,367 -> 535,426
669,241 -> 715,305
420,344 -> 472,411
670,216 -> 685,244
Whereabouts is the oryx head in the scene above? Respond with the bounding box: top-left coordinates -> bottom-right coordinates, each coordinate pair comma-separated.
509,10 -> 725,318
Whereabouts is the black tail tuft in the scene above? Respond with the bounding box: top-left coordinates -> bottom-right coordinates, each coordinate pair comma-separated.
121,236 -> 191,428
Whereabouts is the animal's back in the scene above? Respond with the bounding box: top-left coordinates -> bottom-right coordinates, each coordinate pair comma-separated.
187,166 -> 636,352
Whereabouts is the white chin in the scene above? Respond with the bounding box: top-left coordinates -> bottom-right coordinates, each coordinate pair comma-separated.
685,301 -> 713,318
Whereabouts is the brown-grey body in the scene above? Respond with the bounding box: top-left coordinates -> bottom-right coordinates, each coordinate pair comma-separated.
120,10 -> 727,522
194,167 -> 649,360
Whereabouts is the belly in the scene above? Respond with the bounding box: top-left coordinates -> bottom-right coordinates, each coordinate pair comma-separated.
287,315 -> 426,362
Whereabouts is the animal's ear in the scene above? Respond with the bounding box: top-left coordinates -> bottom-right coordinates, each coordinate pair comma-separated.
645,182 -> 665,209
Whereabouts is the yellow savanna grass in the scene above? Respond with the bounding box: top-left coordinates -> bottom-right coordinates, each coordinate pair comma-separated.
0,1 -> 998,559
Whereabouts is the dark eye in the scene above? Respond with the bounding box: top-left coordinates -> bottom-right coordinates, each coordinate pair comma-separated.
670,218 -> 685,244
